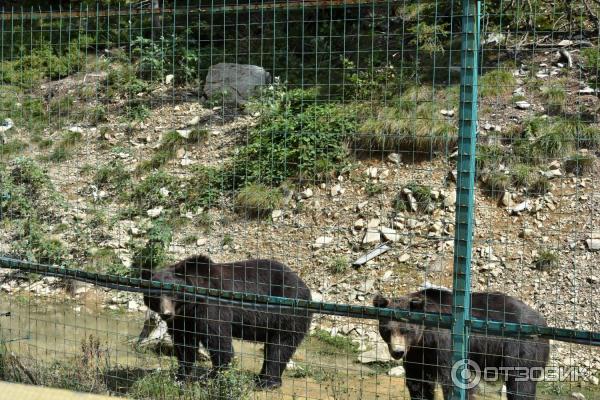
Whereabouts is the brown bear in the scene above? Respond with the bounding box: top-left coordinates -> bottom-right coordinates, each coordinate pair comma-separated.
373,288 -> 549,400
142,255 -> 313,389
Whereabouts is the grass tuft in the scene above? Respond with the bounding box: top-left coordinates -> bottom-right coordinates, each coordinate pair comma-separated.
234,183 -> 282,218
479,70 -> 516,98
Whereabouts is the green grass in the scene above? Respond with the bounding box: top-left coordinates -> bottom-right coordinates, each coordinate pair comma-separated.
137,129 -> 209,173
528,176 -> 551,196
312,329 -> 359,356
533,250 -> 559,271
46,130 -> 83,163
393,183 -> 434,213
94,159 -> 131,191
510,164 -> 534,187
86,248 -> 124,275
564,153 -> 595,175
328,256 -> 349,274
479,70 -> 516,98
1,139 -> 27,157
482,171 -> 511,198
234,183 -> 282,218
541,84 -> 566,114
365,182 -> 384,196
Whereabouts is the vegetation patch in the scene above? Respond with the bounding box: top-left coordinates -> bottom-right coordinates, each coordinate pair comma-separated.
234,183 -> 282,219
328,256 -> 349,274
46,130 -> 83,163
137,129 -> 209,173
564,153 -> 595,175
533,250 -> 559,271
312,329 -> 359,356
393,183 -> 435,213
94,159 -> 132,191
479,69 -> 516,98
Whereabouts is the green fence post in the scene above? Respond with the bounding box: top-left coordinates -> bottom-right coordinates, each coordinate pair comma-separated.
451,0 -> 480,399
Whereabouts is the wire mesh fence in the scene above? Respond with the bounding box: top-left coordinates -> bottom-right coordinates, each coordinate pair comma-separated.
0,1 -> 599,399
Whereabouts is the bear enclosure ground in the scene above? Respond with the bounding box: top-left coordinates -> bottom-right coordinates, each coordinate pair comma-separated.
0,1 -> 600,399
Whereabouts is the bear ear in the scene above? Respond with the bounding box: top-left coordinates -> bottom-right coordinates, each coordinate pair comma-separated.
409,297 -> 424,310
373,294 -> 390,308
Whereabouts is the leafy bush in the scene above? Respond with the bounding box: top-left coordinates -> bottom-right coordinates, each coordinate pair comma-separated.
328,256 -> 349,274
533,250 -> 559,271
94,160 -> 131,191
482,171 -> 510,198
393,183 -> 434,213
234,183 -> 282,218
183,165 -> 225,210
233,86 -> 356,187
131,219 -> 173,275
479,70 -> 516,98
129,171 -> 180,214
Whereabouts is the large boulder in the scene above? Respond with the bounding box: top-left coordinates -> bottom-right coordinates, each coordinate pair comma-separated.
203,63 -> 271,105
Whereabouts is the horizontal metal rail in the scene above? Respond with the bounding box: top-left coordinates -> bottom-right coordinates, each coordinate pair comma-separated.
0,255 -> 599,347
1,1 -> 392,20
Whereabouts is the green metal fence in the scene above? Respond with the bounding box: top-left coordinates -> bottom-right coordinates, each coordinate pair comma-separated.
0,1 -> 599,399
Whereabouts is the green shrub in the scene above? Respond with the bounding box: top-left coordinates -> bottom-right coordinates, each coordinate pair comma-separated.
131,219 -> 173,275
184,165 -> 225,210
482,171 -> 510,198
234,183 -> 282,218
138,130 -> 209,173
576,125 -> 600,149
510,164 -> 534,187
94,160 -> 131,191
528,176 -> 551,196
476,144 -> 506,172
582,48 -> 600,88
1,139 -> 27,157
46,130 -> 83,163
533,250 -> 559,271
233,86 -> 356,187
479,70 -> 516,98
129,171 -> 180,214
393,183 -> 434,213
357,91 -> 457,154
328,256 -> 348,274
541,85 -> 566,114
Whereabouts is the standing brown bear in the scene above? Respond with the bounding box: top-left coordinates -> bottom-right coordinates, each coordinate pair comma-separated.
373,288 -> 549,400
142,255 -> 313,389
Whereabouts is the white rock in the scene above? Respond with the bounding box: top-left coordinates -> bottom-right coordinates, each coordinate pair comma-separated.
314,236 -> 333,248
365,167 -> 378,178
354,219 -> 366,229
180,158 -> 193,166
382,270 -> 393,282
515,101 -> 531,110
301,188 -> 313,199
165,74 -> 175,85
579,86 -> 596,95
68,126 -> 84,134
510,200 -> 531,214
187,116 -> 201,126
286,360 -> 298,370
589,376 -> 599,385
571,392 -> 585,400
147,206 -> 164,218
367,218 -> 380,228
388,366 -> 405,377
128,300 -> 139,311
73,306 -> 82,313
558,39 -> 573,47
159,187 -> 170,197
357,342 -> 392,364
362,229 -> 380,244
501,191 -> 513,208
330,184 -> 344,197
399,253 -> 410,263
176,129 -> 191,139
387,153 -> 401,164
356,201 -> 369,211
483,123 -> 492,131
204,63 -> 271,105
443,192 -> 456,207
380,227 -> 401,242
586,239 -> 600,252
271,209 -> 283,219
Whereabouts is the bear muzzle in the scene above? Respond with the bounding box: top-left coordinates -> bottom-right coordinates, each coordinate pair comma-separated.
388,332 -> 407,360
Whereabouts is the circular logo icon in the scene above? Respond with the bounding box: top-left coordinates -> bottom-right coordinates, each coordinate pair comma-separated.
451,359 -> 481,390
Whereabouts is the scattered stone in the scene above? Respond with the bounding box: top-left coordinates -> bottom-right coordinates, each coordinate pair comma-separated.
330,184 -> 344,197
380,227 -> 401,242
128,300 -> 140,311
203,63 -> 271,105
187,115 -> 201,126
357,342 -> 392,364
388,366 -> 405,377
176,129 -> 191,139
590,376 -> 599,385
501,191 -> 513,208
354,219 -> 366,229
515,101 -> 531,110
399,253 -> 410,263
440,109 -> 455,117
314,236 -> 333,248
301,188 -> 313,199
367,218 -> 380,228
541,169 -> 562,179
159,187 -> 170,197
271,209 -> 283,220
579,86 -> 596,95
443,192 -> 456,207
356,201 -> 369,211
510,200 -> 531,214
362,229 -> 381,244
286,360 -> 298,370
165,74 -> 174,85
382,270 -> 393,282
365,167 -> 378,178
147,206 -> 164,218
483,122 -> 493,131
570,392 -> 585,400
519,228 -> 534,238
558,39 -> 573,47
586,235 -> 600,251
68,126 -> 84,134
387,153 -> 401,164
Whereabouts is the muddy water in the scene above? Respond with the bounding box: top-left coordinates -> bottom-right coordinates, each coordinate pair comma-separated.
0,294 -> 497,400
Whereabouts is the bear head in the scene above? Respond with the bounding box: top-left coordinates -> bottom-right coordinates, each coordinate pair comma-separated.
372,293 -> 429,360
141,268 -> 185,321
